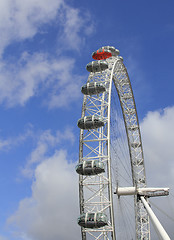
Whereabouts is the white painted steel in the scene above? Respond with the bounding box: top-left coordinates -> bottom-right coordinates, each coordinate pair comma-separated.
138,188 -> 169,197
78,49 -> 150,240
117,187 -> 169,197
141,197 -> 171,240
117,187 -> 136,196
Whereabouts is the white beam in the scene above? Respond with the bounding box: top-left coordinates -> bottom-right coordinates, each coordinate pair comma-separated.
116,187 -> 169,197
140,196 -> 171,240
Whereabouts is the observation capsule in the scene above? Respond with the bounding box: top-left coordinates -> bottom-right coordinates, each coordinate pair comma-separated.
86,60 -> 108,73
118,56 -> 123,61
77,115 -> 104,130
76,160 -> 105,175
78,212 -> 108,228
101,46 -> 120,57
81,82 -> 106,95
92,48 -> 112,60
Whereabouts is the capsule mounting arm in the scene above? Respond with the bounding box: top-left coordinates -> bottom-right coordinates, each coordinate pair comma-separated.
115,187 -> 169,198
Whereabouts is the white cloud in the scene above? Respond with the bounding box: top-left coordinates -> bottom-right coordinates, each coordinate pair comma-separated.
0,0 -> 63,56
0,52 -> 82,107
0,0 -> 93,56
0,1 -> 93,108
58,4 -> 94,51
141,106 -> 174,187
0,126 -> 78,239
47,75 -> 82,109
22,128 -> 75,178
8,149 -> 80,240
141,106 -> 174,238
0,127 -> 33,151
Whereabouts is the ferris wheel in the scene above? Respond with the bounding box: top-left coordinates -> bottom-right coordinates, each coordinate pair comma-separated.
76,46 -> 170,240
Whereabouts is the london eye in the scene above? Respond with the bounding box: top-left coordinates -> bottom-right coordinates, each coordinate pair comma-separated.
76,46 -> 170,240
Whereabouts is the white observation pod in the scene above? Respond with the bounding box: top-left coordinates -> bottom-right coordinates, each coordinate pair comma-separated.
86,60 -> 108,73
77,115 -> 105,130
81,82 -> 106,95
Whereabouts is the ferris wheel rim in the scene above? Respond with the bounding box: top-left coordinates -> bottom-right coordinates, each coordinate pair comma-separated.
112,59 -> 147,186
77,48 -> 150,240
110,58 -> 150,239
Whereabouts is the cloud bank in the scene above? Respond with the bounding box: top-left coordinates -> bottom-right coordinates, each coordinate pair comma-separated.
141,106 -> 174,238
9,150 -> 80,240
8,127 -> 80,240
141,106 -> 174,188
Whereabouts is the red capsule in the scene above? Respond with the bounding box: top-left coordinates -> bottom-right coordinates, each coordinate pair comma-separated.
92,49 -> 112,60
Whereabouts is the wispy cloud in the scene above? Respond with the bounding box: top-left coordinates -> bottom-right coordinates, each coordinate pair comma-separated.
21,127 -> 75,178
0,0 -> 63,56
58,4 -> 94,51
0,0 -> 93,108
0,0 -> 94,56
0,127 -> 33,152
0,52 -> 82,107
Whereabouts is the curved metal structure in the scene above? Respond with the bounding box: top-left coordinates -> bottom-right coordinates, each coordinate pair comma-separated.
77,46 -> 150,239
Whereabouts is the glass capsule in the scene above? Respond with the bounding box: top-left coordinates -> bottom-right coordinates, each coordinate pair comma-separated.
101,46 -> 120,57
77,115 -> 104,130
92,49 -> 112,60
78,212 -> 108,228
75,160 -> 105,175
81,82 -> 106,95
86,60 -> 108,73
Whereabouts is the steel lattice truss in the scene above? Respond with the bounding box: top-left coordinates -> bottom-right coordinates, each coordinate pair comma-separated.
79,56 -> 150,239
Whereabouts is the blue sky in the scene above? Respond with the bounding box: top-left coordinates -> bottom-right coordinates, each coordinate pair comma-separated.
0,0 -> 174,239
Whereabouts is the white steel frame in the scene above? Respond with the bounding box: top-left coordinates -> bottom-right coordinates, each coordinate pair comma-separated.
78,54 -> 150,239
